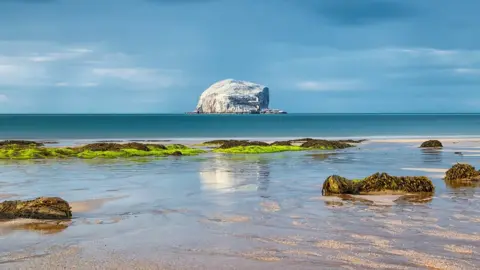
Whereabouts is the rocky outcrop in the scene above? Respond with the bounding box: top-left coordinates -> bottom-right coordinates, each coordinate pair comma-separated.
0,197 -> 72,219
195,79 -> 269,113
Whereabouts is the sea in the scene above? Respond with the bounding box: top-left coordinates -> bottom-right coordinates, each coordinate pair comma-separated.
0,114 -> 479,269
1,113 -> 480,140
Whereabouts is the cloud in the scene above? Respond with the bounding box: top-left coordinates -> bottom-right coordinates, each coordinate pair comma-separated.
92,68 -> 183,89
28,48 -> 93,62
267,45 -> 480,93
296,80 -> 364,91
295,0 -> 417,25
454,68 -> 480,75
0,41 -> 183,89
0,94 -> 7,103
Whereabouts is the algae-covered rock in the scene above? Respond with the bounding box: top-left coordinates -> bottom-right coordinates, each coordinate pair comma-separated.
270,141 -> 292,146
300,139 -> 353,149
0,197 -> 72,219
420,140 -> 443,148
80,142 -> 150,152
0,140 -> 44,148
322,173 -> 434,196
217,140 -> 269,149
360,173 -> 434,194
444,163 -> 480,181
322,175 -> 358,195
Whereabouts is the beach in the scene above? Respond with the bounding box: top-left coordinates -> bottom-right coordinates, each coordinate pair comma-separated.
0,134 -> 479,269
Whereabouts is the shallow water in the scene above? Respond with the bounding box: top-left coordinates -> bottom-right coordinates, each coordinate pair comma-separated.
0,140 -> 479,269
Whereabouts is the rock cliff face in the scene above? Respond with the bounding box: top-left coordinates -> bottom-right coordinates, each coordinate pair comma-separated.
195,79 -> 269,113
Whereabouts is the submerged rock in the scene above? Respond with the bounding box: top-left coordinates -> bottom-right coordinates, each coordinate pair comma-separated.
195,79 -> 269,113
0,197 -> 72,219
322,173 -> 434,196
420,140 -> 443,148
444,163 -> 480,181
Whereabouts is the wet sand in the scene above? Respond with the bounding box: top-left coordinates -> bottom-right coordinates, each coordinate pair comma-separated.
1,139 -> 480,269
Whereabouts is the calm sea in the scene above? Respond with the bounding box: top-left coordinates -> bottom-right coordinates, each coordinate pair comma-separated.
1,114 -> 480,139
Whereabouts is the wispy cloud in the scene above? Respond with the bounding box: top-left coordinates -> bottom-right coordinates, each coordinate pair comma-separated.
296,80 -> 363,91
0,41 -> 184,89
92,68 -> 183,89
0,94 -> 8,103
454,68 -> 480,75
27,48 -> 93,62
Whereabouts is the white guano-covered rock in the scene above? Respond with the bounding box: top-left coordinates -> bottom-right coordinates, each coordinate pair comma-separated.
195,79 -> 269,113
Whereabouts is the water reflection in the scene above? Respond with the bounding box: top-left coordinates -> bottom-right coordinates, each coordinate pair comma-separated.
420,148 -> 442,164
199,155 -> 270,195
0,220 -> 70,235
445,179 -> 480,189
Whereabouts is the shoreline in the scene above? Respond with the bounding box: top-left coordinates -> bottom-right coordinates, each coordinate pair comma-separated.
2,135 -> 480,146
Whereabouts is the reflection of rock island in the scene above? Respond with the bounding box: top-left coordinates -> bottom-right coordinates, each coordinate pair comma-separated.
187,79 -> 286,114
199,157 -> 270,194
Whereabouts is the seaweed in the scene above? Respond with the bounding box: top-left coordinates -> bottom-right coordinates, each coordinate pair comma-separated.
300,139 -> 353,149
444,163 -> 480,181
322,175 -> 358,195
0,140 -> 44,148
322,173 -> 435,196
80,142 -> 150,151
270,141 -> 293,146
0,197 -> 72,219
0,142 -> 205,160
420,140 -> 443,148
360,173 -> 434,194
213,145 -> 304,154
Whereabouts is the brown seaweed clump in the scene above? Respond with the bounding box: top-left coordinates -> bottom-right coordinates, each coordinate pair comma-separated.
0,197 -> 72,219
444,163 -> 480,181
300,139 -> 353,149
79,142 -> 151,152
359,173 -> 435,194
0,140 -> 44,148
217,140 -> 269,149
322,175 -> 358,195
420,140 -> 443,148
270,141 -> 293,146
322,173 -> 435,196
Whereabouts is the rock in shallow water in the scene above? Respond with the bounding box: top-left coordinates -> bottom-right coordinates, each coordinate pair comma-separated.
444,163 -> 480,181
420,140 -> 443,148
195,79 -> 269,113
322,173 -> 435,195
0,197 -> 72,219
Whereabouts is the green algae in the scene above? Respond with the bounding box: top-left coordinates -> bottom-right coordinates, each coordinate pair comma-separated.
212,145 -> 305,154
0,143 -> 205,160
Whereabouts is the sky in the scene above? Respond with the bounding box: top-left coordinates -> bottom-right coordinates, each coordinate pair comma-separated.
1,0 -> 480,113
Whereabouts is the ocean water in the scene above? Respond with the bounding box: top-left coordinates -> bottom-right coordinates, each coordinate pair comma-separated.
1,114 -> 480,139
1,115 -> 480,269
1,140 -> 480,269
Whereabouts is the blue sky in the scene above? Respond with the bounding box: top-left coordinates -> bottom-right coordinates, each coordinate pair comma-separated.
0,0 -> 480,113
